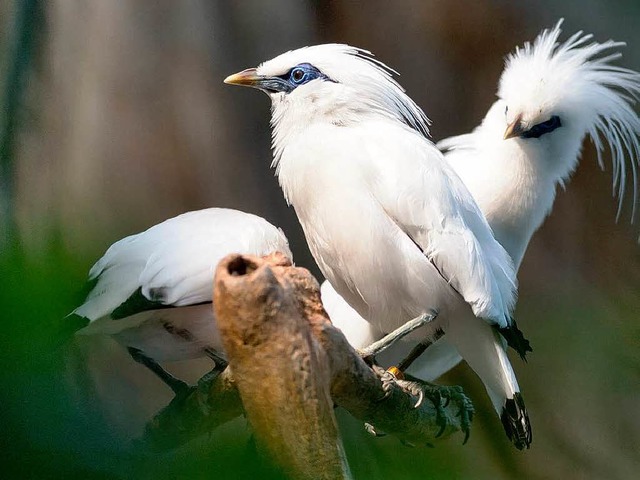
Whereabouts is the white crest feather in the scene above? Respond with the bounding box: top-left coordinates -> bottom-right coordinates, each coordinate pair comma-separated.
500,19 -> 640,220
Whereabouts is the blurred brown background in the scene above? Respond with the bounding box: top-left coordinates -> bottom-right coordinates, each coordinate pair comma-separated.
1,1 -> 639,479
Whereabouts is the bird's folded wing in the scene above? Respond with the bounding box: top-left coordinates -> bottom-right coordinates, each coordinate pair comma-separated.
73,209 -> 292,322
368,131 -> 517,326
72,232 -> 149,322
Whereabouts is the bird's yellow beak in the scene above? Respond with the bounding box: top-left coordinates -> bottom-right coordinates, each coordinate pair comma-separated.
224,68 -> 263,87
504,116 -> 526,140
225,68 -> 293,94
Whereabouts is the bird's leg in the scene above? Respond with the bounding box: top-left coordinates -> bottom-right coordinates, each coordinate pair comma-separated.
396,338 -> 435,371
379,327 -> 444,398
126,347 -> 190,396
198,348 -> 229,388
377,328 -> 474,442
358,311 -> 436,366
376,331 -> 474,443
355,313 -> 473,441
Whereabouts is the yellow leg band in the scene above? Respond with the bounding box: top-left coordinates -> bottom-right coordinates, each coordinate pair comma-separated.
386,366 -> 405,380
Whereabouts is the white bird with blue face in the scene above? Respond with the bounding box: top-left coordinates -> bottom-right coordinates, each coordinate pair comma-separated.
225,45 -> 532,449
70,208 -> 292,394
323,21 -> 640,390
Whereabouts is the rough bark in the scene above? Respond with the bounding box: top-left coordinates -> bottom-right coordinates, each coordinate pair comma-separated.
214,252 -> 351,479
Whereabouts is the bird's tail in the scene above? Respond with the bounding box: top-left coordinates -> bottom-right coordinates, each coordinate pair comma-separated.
446,312 -> 532,450
500,391 -> 531,450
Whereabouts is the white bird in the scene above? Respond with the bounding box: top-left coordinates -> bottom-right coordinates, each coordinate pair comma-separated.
70,208 -> 292,394
225,44 -> 532,448
324,20 -> 640,388
445,19 -> 640,267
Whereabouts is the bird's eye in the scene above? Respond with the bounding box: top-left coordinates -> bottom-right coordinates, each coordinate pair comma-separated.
290,68 -> 307,84
280,63 -> 330,90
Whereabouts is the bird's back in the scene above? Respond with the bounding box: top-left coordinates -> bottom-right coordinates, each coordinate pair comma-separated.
72,208 -> 292,327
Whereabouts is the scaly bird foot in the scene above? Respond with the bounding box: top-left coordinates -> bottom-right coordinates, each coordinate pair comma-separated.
379,366 -> 406,400
387,374 -> 475,444
358,312 -> 437,364
403,380 -> 474,443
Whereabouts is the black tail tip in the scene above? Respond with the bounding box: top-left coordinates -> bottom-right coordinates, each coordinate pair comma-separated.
499,319 -> 533,361
500,392 -> 532,450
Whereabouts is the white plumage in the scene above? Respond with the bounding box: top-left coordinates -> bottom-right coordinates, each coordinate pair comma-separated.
325,21 -> 640,396
444,19 -> 640,265
72,208 -> 291,366
226,44 -> 531,448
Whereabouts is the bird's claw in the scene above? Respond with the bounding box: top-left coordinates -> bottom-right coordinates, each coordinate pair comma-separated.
127,346 -> 192,396
426,384 -> 474,443
379,367 -> 404,401
413,389 -> 425,409
379,367 -> 428,409
455,386 -> 474,444
393,378 -> 474,443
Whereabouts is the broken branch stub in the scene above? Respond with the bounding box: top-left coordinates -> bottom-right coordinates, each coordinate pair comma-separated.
214,253 -> 351,480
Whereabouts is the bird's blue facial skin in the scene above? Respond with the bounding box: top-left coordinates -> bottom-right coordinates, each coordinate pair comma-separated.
521,115 -> 562,139
257,63 -> 333,94
264,63 -> 332,93
282,63 -> 326,86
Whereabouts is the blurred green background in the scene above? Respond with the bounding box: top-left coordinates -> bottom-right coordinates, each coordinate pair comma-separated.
1,1 -> 639,479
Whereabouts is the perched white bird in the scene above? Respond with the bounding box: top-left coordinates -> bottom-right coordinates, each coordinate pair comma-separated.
70,208 -> 292,394
445,19 -> 640,267
225,44 -> 532,448
324,20 -> 640,388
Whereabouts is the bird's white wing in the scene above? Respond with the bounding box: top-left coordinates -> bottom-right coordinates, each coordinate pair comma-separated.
137,209 -> 291,307
365,125 -> 517,326
72,232 -> 149,322
73,208 -> 292,322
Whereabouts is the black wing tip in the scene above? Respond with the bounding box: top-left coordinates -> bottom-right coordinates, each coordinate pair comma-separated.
501,392 -> 532,450
111,287 -> 168,320
499,319 -> 533,361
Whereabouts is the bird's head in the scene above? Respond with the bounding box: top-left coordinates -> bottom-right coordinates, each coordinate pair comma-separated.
224,44 -> 430,145
497,19 -> 640,218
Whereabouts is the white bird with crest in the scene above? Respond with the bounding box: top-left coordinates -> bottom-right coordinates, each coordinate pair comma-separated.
225,44 -> 532,449
323,20 -> 640,392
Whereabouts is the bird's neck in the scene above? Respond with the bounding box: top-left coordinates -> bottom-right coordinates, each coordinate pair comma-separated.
448,100 -> 587,268
270,113 -> 307,207
451,138 -> 580,268
270,95 -> 373,206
